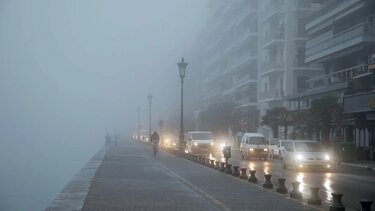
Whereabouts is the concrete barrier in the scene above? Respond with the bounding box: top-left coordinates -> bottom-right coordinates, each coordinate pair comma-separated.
232,166 -> 240,177
276,178 -> 287,194
262,174 -> 273,189
307,187 -> 321,205
248,170 -> 257,183
329,193 -> 345,211
290,181 -> 302,200
239,168 -> 247,180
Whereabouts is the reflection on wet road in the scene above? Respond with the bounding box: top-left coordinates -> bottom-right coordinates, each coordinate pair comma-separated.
211,148 -> 375,210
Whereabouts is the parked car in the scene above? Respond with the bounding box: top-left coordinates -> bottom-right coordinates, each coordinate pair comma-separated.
185,131 -> 215,156
282,140 -> 332,170
269,139 -> 289,159
240,133 -> 269,160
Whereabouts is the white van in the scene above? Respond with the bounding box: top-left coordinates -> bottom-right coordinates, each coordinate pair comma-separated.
185,131 -> 215,155
240,133 -> 269,160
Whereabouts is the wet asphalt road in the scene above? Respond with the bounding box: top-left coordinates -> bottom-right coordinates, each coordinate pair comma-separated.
209,148 -> 375,211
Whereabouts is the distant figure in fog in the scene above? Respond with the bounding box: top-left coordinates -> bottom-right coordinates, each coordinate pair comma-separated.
151,131 -> 160,156
151,131 -> 160,145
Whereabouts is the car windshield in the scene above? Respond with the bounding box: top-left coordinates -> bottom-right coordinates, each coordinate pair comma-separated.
249,137 -> 267,144
192,133 -> 213,140
295,142 -> 324,152
280,141 -> 288,147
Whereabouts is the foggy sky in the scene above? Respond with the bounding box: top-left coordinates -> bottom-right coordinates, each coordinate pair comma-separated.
0,1 -> 208,209
0,0 -> 208,142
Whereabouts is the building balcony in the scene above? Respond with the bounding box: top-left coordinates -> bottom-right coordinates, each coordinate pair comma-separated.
261,1 -> 284,23
306,0 -> 363,30
261,31 -> 284,47
305,23 -> 375,63
259,89 -> 284,103
260,62 -> 284,77
222,75 -> 257,96
306,64 -> 369,90
234,98 -> 257,109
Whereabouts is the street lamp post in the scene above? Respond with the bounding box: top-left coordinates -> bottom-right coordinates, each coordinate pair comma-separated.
147,93 -> 152,142
177,57 -> 188,156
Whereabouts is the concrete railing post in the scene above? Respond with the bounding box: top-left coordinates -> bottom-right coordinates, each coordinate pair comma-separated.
307,187 -> 321,205
220,162 -> 226,172
248,170 -> 257,183
225,164 -> 233,174
232,166 -> 240,177
276,178 -> 287,194
290,181 -> 302,199
215,161 -> 220,170
262,174 -> 273,189
329,193 -> 345,211
239,168 -> 247,180
210,160 -> 215,168
359,199 -> 373,211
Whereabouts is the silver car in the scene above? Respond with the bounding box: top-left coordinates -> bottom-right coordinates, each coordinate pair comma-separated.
282,140 -> 331,170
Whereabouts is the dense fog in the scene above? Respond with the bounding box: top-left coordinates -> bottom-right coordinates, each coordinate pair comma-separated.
0,1 -> 208,210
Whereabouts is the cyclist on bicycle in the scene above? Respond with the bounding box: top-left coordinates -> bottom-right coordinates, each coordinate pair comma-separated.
150,131 -> 160,156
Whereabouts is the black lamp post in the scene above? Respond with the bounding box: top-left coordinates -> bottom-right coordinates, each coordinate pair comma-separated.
147,93 -> 152,142
177,57 -> 188,156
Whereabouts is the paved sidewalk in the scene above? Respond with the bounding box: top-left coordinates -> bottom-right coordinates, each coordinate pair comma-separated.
82,140 -> 317,211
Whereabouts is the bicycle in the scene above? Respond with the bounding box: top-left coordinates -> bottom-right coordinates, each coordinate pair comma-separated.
152,142 -> 159,157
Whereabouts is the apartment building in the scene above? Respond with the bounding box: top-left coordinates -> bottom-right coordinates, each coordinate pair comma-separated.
257,0 -> 323,137
287,0 -> 375,159
194,0 -> 259,133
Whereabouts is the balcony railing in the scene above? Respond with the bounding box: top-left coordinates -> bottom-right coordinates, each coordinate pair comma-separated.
259,89 -> 284,101
261,0 -> 284,21
306,0 -> 361,28
261,30 -> 285,45
306,64 -> 369,89
306,23 -> 374,61
261,62 -> 284,73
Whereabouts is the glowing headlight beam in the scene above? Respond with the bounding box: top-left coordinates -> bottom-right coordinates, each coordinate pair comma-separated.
296,154 -> 303,160
324,154 -> 330,160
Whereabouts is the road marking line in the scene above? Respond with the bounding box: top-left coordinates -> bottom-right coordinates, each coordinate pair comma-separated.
160,163 -> 232,211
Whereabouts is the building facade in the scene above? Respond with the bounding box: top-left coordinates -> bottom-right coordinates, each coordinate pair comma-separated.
287,0 -> 375,160
257,0 -> 323,137
194,0 -> 259,135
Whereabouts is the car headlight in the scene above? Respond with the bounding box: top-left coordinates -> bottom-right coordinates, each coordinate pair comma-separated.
324,155 -> 330,161
172,142 -> 176,146
296,154 -> 304,160
194,142 -> 198,146
220,143 -> 226,149
165,139 -> 170,143
210,142 -> 214,146
249,148 -> 254,151
264,148 -> 268,151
